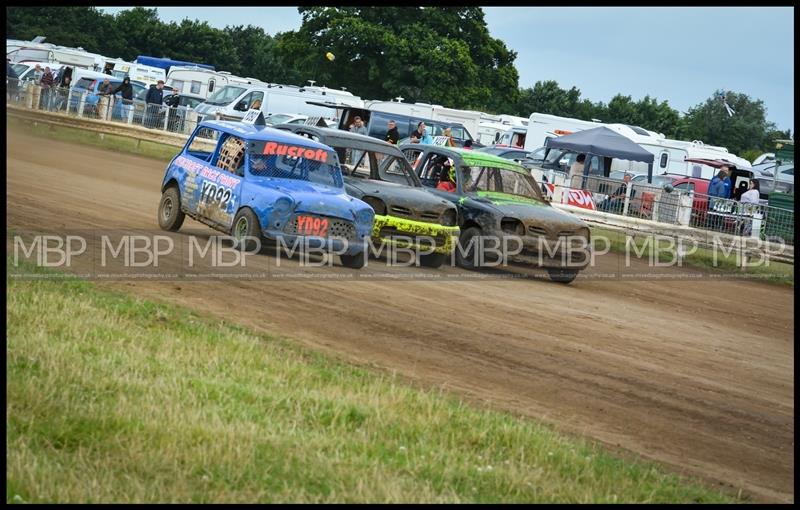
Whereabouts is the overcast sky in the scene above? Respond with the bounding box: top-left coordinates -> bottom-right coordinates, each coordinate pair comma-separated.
98,6 -> 794,132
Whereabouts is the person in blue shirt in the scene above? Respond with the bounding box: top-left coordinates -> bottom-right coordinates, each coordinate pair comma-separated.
707,166 -> 732,231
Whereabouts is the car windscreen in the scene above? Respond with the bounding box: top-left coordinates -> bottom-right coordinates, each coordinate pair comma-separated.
247,141 -> 341,188
463,165 -> 545,202
204,85 -> 246,106
73,77 -> 97,91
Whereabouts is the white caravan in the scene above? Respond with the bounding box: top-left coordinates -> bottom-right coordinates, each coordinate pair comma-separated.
8,44 -> 103,70
166,66 -> 264,99
194,81 -> 364,122
521,112 -> 751,180
476,113 -> 530,146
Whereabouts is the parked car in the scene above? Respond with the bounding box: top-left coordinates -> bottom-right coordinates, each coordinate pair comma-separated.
157,118 -> 375,268
163,92 -> 204,132
399,144 -> 591,283
475,146 -> 531,162
753,163 -> 794,196
274,124 -> 461,267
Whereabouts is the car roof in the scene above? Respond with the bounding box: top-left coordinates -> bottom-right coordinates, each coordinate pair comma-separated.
277,124 -> 402,153
199,120 -> 334,150
401,144 -> 528,174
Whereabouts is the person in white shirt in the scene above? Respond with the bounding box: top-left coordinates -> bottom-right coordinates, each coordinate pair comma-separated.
569,153 -> 586,186
739,179 -> 761,203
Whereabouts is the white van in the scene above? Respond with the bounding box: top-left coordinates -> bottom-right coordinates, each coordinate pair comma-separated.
362,98 -> 483,143
195,82 -> 363,121
99,59 -> 166,86
166,66 -> 263,99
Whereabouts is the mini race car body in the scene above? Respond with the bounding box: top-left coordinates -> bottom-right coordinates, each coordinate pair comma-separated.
274,124 -> 460,267
400,144 -> 592,282
158,118 -> 375,267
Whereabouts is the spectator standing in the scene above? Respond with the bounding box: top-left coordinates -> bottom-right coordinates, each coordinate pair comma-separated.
348,116 -> 368,166
40,66 -> 55,109
7,58 -> 18,101
32,64 -> 44,83
569,154 -> 586,186
385,119 -> 400,145
739,179 -> 761,204
409,121 -> 426,143
442,127 -> 456,147
144,80 -> 166,128
98,77 -> 114,95
708,168 -> 732,231
110,76 -> 134,120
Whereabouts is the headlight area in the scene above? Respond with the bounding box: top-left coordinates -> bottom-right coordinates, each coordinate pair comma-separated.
355,208 -> 375,235
268,197 -> 295,229
440,208 -> 458,227
361,196 -> 387,216
500,217 -> 525,236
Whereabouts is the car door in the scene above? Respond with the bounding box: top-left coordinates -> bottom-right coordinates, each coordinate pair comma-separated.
197,133 -> 246,229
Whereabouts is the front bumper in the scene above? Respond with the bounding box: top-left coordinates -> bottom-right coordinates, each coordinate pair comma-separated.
492,231 -> 592,270
372,214 -> 460,255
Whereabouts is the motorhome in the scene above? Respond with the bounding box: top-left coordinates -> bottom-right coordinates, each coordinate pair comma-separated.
166,66 -> 263,99
195,81 -> 363,122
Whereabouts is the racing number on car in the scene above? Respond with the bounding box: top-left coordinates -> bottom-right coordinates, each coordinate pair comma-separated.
201,182 -> 232,207
296,215 -> 329,237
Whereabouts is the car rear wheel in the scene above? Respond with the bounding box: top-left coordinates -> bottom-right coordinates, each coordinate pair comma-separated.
231,208 -> 262,252
419,252 -> 446,268
547,268 -> 579,284
158,186 -> 185,232
455,226 -> 482,269
340,251 -> 366,269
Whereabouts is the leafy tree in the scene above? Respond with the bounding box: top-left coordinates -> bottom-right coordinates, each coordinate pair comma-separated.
681,91 -> 777,155
274,7 -> 519,111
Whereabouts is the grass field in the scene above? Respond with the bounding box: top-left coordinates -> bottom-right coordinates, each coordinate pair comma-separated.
6,116 -> 179,162
6,262 -> 738,503
590,226 -> 794,285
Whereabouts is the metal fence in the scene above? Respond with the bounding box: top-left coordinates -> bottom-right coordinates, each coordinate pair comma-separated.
7,79 -> 200,135
545,173 -> 795,245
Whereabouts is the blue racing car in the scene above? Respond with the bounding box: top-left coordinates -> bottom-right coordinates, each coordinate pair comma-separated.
157,117 -> 375,268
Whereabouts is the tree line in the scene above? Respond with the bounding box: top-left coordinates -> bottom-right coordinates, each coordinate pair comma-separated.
7,6 -> 790,158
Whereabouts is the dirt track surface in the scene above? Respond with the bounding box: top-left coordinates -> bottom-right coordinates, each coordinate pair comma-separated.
7,130 -> 794,502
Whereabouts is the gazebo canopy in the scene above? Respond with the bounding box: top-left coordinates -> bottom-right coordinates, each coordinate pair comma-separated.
544,126 -> 655,164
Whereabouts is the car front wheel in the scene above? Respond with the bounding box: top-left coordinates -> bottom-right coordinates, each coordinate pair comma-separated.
231,208 -> 262,252
340,251 -> 366,269
158,186 -> 185,232
547,268 -> 579,284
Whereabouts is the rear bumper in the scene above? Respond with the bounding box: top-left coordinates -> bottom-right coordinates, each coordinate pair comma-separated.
372,214 -> 460,254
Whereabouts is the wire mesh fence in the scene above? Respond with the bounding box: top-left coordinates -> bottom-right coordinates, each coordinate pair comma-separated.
544,172 -> 795,245
7,79 -> 201,135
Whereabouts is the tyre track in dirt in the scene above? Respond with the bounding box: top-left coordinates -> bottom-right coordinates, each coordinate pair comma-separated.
6,130 -> 794,502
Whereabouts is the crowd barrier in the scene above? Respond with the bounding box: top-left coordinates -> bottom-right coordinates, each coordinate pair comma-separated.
533,170 -> 794,247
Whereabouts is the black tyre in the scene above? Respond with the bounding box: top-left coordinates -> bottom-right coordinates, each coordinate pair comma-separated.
419,252 -> 447,268
455,226 -> 482,269
231,208 -> 262,252
340,251 -> 366,269
547,268 -> 579,284
158,186 -> 185,232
